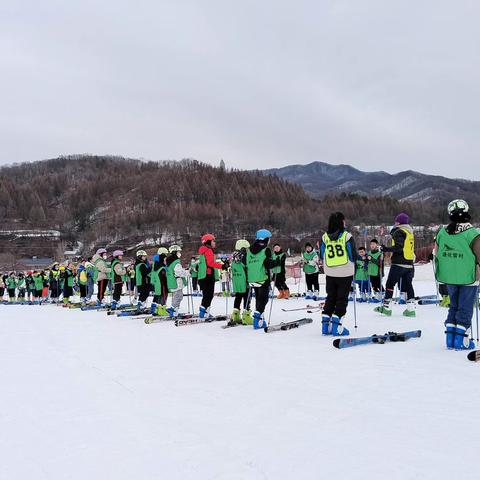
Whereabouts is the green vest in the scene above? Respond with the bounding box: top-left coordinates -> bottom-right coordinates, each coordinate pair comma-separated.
33,275 -> 44,290
367,251 -> 382,277
189,261 -> 198,278
150,265 -> 166,295
18,278 -> 26,289
246,248 -> 269,284
271,251 -> 284,275
435,227 -> 480,285
322,232 -> 349,268
231,260 -> 247,294
167,259 -> 187,291
135,261 -> 147,286
111,259 -> 126,283
6,277 -> 16,289
198,252 -> 220,281
354,260 -> 369,281
303,251 -> 317,274
65,269 -> 74,288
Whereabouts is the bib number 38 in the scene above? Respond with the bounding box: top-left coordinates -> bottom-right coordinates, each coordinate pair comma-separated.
326,244 -> 345,259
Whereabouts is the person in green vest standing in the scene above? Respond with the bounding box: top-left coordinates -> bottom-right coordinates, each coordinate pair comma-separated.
189,256 -> 199,295
302,242 -> 320,300
6,272 -> 17,302
246,229 -> 282,329
166,245 -> 188,318
17,273 -> 27,302
135,250 -> 151,311
32,270 -> 45,302
435,199 -> 480,350
272,243 -> 289,299
77,260 -> 89,306
62,263 -> 75,304
320,212 -> 357,336
150,247 -> 169,315
92,248 -> 112,306
111,250 -> 127,310
230,239 -> 252,325
367,239 -> 383,302
354,246 -> 370,302
49,263 -> 61,303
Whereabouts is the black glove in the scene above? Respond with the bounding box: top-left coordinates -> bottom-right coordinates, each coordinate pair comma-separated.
221,260 -> 230,271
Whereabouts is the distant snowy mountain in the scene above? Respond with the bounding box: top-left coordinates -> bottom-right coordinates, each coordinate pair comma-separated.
263,162 -> 480,205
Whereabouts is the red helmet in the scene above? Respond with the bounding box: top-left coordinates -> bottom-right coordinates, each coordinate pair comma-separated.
201,233 -> 215,244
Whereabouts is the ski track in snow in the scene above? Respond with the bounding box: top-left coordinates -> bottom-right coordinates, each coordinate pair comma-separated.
0,264 -> 479,480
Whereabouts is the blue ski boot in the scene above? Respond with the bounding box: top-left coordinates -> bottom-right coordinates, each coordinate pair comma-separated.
445,323 -> 456,350
110,300 -> 118,310
253,311 -> 266,330
305,290 -> 313,300
454,325 -> 475,350
150,303 -> 157,315
166,307 -> 177,318
321,314 -> 331,335
330,315 -> 349,336
199,305 -> 207,319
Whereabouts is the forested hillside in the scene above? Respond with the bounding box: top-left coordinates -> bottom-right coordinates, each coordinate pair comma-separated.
0,155 -> 444,254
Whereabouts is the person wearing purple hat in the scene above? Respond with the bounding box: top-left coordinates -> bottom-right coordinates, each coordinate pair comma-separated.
374,212 -> 416,317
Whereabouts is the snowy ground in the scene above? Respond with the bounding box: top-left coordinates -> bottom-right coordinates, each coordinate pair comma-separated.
1,264 -> 480,480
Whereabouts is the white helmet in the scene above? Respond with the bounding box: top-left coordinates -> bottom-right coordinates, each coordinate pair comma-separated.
169,244 -> 182,253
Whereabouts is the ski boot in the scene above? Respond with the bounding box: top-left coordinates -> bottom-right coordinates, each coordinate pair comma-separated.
321,314 -> 331,335
136,301 -> 145,312
156,305 -> 168,316
305,290 -> 313,300
166,306 -> 177,318
330,315 -> 349,336
111,300 -> 118,310
231,308 -> 242,325
374,304 -> 392,316
284,289 -> 290,300
150,302 -> 157,315
454,325 -> 475,350
96,299 -> 103,308
276,290 -> 285,300
253,311 -> 266,330
242,310 -> 253,325
313,290 -> 320,301
199,305 -> 207,319
445,323 -> 456,350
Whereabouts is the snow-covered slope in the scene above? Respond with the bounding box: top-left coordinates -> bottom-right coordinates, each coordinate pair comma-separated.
1,265 -> 479,480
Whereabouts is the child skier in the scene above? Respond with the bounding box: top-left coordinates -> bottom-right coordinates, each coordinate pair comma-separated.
272,243 -> 289,299
49,263 -> 61,303
150,247 -> 169,315
197,234 -> 225,319
111,250 -> 126,309
92,248 -> 112,306
435,199 -> 480,350
354,247 -> 370,302
166,245 -> 188,318
374,213 -> 416,317
246,229 -> 281,329
62,263 -> 75,304
135,250 -> 151,311
189,256 -> 199,295
77,261 -> 89,305
17,273 -> 27,302
367,239 -> 383,301
0,274 -> 5,300
6,272 -> 16,302
302,242 -> 320,299
230,239 -> 252,325
320,212 -> 357,336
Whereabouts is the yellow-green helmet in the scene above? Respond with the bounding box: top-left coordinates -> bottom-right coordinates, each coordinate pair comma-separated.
136,250 -> 147,257
157,247 -> 169,255
235,239 -> 250,250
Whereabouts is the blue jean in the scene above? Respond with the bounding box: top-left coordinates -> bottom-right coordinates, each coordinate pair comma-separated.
356,280 -> 370,294
446,285 -> 478,329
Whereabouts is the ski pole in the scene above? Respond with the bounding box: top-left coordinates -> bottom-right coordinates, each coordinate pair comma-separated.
476,286 -> 479,343
267,274 -> 278,326
352,281 -> 358,330
431,256 -> 440,305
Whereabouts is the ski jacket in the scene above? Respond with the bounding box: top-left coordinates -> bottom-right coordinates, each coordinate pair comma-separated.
92,254 -> 112,281
198,245 -> 223,277
320,230 -> 356,278
382,225 -> 415,267
166,254 -> 188,292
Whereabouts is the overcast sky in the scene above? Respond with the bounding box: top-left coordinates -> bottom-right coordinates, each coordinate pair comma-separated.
1,1 -> 479,178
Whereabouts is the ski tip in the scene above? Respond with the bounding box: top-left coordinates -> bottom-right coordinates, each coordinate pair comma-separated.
467,350 -> 480,362
333,339 -> 341,349
263,327 -> 269,333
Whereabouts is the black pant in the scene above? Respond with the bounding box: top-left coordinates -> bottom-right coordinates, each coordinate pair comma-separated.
50,281 -> 60,298
274,274 -> 288,291
323,275 -> 353,318
199,274 -> 215,309
35,289 -> 43,298
234,289 -> 251,310
113,283 -> 123,302
8,289 -> 15,298
0,287 -> 4,297
305,273 -> 319,291
78,284 -> 87,298
192,277 -> 198,291
63,285 -> 73,298
384,265 -> 414,301
369,275 -> 383,292
138,284 -> 150,303
439,283 -> 448,296
253,281 -> 270,314
97,279 -> 109,301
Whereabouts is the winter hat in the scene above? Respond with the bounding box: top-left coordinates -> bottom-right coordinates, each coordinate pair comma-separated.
394,213 -> 409,225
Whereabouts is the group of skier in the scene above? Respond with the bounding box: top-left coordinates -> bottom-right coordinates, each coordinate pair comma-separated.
1,199 -> 479,350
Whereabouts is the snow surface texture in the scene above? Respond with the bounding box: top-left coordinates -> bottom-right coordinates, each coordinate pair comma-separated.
1,264 -> 479,480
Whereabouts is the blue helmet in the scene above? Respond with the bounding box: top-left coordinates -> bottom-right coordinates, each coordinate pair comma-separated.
256,229 -> 272,240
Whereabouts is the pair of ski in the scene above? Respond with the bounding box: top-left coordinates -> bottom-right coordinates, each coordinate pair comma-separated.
282,304 -> 324,313
264,318 -> 313,333
333,330 -> 422,349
